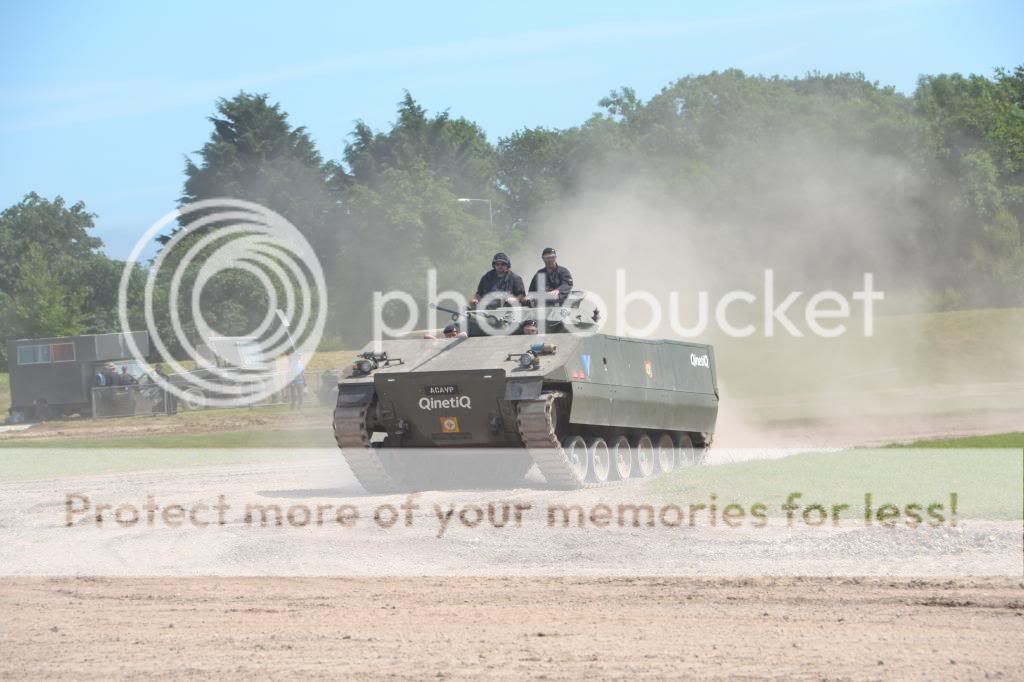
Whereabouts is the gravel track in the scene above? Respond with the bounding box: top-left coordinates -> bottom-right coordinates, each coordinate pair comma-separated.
1,400 -> 1021,678
2,576 -> 1022,679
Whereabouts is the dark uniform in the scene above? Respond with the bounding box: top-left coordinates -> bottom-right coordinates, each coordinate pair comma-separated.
528,264 -> 573,304
475,270 -> 526,299
474,252 -> 526,305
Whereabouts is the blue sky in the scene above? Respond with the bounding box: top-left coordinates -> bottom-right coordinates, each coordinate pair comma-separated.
1,0 -> 1020,260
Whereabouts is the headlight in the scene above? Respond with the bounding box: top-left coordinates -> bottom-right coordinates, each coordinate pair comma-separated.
354,358 -> 375,373
518,353 -> 537,369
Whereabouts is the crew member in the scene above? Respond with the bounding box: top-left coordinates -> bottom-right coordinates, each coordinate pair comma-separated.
470,252 -> 526,308
528,247 -> 573,305
423,323 -> 465,340
443,323 -> 465,339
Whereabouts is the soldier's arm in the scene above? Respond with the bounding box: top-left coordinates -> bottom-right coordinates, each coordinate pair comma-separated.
512,274 -> 528,302
558,267 -> 574,295
527,269 -> 542,293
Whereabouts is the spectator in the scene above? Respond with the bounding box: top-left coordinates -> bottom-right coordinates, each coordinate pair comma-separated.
119,366 -> 138,386
288,355 -> 306,410
151,363 -> 176,414
319,369 -> 338,407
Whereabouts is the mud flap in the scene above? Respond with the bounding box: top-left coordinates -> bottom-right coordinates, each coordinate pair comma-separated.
337,383 -> 375,406
505,378 -> 543,400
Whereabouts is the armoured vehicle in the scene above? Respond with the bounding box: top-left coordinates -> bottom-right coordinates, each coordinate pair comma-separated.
333,292 -> 718,491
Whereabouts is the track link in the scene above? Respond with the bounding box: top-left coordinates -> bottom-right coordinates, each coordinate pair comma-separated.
333,403 -> 399,494
516,392 -> 596,489
337,393 -> 704,492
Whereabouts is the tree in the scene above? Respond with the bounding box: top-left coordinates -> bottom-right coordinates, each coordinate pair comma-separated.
0,193 -> 102,294
331,94 -> 503,340
0,194 -> 137,368
915,68 -> 1024,304
0,245 -> 87,346
345,92 -> 497,204
497,127 -> 576,230
153,93 -> 342,345
179,91 -> 342,252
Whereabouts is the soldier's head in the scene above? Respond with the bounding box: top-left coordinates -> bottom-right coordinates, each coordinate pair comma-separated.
522,319 -> 538,335
541,247 -> 557,269
443,324 -> 459,339
492,252 -> 511,275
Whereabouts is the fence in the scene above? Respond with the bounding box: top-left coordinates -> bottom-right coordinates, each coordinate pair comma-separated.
89,369 -> 344,418
91,384 -> 171,419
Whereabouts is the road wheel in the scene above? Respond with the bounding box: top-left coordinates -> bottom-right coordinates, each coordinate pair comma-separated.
588,437 -> 611,483
612,435 -> 633,480
676,433 -> 695,466
563,435 -> 589,483
693,435 -> 711,465
634,435 -> 656,478
181,388 -> 205,411
655,433 -> 676,472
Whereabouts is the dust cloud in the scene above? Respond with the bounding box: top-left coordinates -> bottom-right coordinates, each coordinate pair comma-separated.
510,134 -> 1023,446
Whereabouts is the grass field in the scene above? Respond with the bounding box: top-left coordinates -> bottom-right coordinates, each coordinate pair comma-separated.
0,446 -> 321,481
0,424 -> 337,451
893,432 -> 1024,448
652,440 -> 1023,520
650,430 -> 1024,521
714,307 -> 1024,398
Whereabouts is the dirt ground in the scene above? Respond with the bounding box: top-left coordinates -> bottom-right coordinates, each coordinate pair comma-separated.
1,447 -> 1021,679
1,577 -> 1022,680
1,382 -> 1021,679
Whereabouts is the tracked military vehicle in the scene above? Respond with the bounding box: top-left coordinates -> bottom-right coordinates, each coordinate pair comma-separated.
333,292 -> 718,491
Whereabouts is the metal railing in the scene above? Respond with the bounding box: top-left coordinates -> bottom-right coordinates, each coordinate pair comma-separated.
91,384 -> 171,419
89,369 -> 344,418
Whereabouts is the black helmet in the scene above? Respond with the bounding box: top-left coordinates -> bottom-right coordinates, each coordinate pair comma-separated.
443,323 -> 458,335
541,247 -> 556,257
492,252 -> 511,267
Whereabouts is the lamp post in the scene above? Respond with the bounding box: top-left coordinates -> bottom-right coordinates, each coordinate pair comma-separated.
456,197 -> 493,226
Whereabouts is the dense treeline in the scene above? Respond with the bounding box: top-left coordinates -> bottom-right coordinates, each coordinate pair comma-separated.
1,67 -> 1021,364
